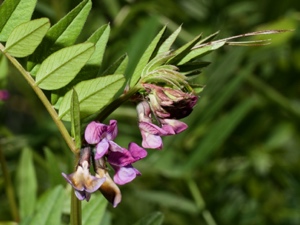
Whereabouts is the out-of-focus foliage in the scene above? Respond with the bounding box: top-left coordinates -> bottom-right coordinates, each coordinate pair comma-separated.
0,0 -> 299,225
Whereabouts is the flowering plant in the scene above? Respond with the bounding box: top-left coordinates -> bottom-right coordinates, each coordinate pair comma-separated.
0,0 -> 290,224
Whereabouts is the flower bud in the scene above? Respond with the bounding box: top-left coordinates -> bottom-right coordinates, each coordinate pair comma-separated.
143,83 -> 198,119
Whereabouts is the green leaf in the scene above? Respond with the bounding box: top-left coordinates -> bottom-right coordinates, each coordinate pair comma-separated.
0,53 -> 8,80
157,26 -> 181,54
58,74 -> 125,121
167,33 -> 203,65
129,26 -> 167,87
85,24 -> 110,67
4,18 -> 50,58
30,185 -> 64,225
82,194 -> 107,225
0,0 -> 37,41
35,42 -> 95,90
177,41 -> 226,65
67,24 -> 111,86
133,212 -> 164,225
101,54 -> 128,76
70,89 -> 81,149
27,0 -> 92,71
16,147 -> 37,219
44,147 -> 63,187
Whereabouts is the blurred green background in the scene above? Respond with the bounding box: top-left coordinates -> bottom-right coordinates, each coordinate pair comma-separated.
1,0 -> 300,224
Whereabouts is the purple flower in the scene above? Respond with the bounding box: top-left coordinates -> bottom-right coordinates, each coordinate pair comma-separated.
135,83 -> 197,149
136,101 -> 167,149
62,147 -> 106,201
160,119 -> 188,135
85,120 -> 122,159
108,142 -> 147,185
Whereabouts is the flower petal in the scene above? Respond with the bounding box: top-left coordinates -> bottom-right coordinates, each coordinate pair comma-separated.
107,149 -> 134,167
84,176 -> 106,193
75,190 -> 89,201
113,165 -> 139,185
109,141 -> 124,152
161,119 -> 188,134
95,139 -> 109,159
141,131 -> 163,149
106,120 -> 118,140
85,121 -> 103,144
139,121 -> 167,135
128,142 -> 147,160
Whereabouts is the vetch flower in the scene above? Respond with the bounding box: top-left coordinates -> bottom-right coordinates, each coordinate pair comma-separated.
107,142 -> 147,185
85,120 -> 122,159
83,120 -> 148,205
62,147 -> 106,201
136,101 -> 167,149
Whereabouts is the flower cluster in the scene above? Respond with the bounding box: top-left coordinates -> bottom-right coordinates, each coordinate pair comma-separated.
62,65 -> 198,207
62,120 -> 147,207
62,81 -> 198,207
137,83 -> 198,149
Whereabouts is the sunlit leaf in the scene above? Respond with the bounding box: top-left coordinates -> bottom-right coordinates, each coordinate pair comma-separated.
85,24 -> 110,67
157,26 -> 181,54
178,41 -> 226,65
35,42 -> 94,90
27,0 -> 92,71
68,24 -> 111,85
130,26 -> 166,87
58,74 -> 125,121
0,0 -> 37,41
167,33 -> 203,65
5,18 -> 50,57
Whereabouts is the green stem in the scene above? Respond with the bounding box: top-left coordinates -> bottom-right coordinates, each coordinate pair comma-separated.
0,145 -> 19,222
70,190 -> 82,225
0,43 -> 77,154
187,178 -> 217,225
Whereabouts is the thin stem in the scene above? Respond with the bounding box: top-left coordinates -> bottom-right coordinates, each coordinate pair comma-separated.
187,178 -> 217,225
0,145 -> 19,222
70,190 -> 82,225
0,44 -> 77,154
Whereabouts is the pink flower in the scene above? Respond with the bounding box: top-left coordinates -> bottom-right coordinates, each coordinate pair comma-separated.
85,120 -> 122,159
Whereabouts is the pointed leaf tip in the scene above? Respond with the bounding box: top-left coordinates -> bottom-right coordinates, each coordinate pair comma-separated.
5,18 -> 50,58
